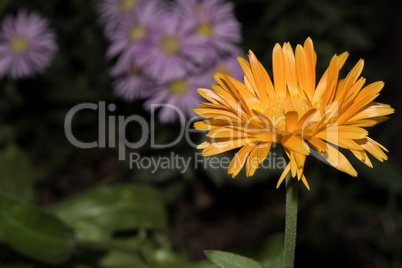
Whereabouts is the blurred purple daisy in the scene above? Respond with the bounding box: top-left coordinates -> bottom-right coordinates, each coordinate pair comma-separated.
141,8 -> 210,83
0,10 -> 57,79
98,0 -> 144,27
106,0 -> 163,61
110,52 -> 153,101
176,0 -> 242,56
144,73 -> 212,124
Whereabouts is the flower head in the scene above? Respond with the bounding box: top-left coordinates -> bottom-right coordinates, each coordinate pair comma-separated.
98,0 -> 144,27
140,9 -> 211,83
110,54 -> 153,101
193,37 -> 394,189
176,0 -> 241,56
144,72 -> 213,124
0,10 -> 57,78
105,0 -> 163,61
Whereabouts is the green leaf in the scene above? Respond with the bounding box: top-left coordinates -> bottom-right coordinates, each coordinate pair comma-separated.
204,251 -> 264,268
71,220 -> 110,242
47,184 -> 167,233
235,233 -> 283,268
0,144 -> 34,203
0,192 -> 76,264
100,251 -> 147,268
162,261 -> 216,268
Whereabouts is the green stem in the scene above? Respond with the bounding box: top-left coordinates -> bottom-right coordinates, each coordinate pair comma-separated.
282,172 -> 298,268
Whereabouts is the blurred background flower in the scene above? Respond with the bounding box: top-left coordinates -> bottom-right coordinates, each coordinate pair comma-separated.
0,10 -> 57,78
0,0 -> 400,267
97,0 -> 244,124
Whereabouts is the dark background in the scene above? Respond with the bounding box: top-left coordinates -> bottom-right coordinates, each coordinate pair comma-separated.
0,0 -> 401,267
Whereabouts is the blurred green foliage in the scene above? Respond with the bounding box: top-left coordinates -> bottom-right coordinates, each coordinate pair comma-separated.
0,0 -> 401,267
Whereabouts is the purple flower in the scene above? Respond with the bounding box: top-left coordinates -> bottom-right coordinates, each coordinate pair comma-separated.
140,9 -> 210,83
106,0 -> 163,61
143,72 -> 212,124
110,52 -> 153,101
98,0 -> 145,27
0,10 -> 57,79
176,0 -> 242,56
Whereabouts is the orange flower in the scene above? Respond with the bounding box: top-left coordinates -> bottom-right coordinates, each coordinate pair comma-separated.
193,37 -> 394,189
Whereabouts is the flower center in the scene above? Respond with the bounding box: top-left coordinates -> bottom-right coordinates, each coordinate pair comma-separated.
196,22 -> 213,37
128,24 -> 146,42
160,35 -> 181,55
264,97 -> 311,131
119,0 -> 137,11
129,65 -> 141,76
168,79 -> 188,95
9,36 -> 29,54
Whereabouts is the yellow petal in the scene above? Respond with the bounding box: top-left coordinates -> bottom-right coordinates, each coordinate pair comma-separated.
314,52 -> 348,105
347,103 -> 394,122
238,56 -> 257,90
316,125 -> 368,140
339,82 -> 385,123
272,43 -> 287,99
194,120 -> 213,131
282,42 -> 298,97
250,132 -> 278,143
248,50 -> 269,103
357,137 -> 388,162
228,144 -> 254,177
351,149 -> 373,168
285,111 -> 298,132
202,138 -> 249,156
306,136 -> 327,153
301,175 -> 310,190
283,98 -> 295,114
276,163 -> 291,189
207,128 -> 250,139
320,55 -> 339,113
296,109 -> 317,130
335,59 -> 364,102
337,139 -> 363,151
193,108 -> 241,121
302,37 -> 316,100
319,143 -> 357,177
258,58 -> 276,99
246,143 -> 271,177
293,153 -> 306,180
281,135 -> 310,155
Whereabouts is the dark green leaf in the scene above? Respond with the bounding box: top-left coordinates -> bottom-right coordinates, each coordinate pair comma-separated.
47,184 -> 167,233
235,233 -> 283,267
0,144 -> 34,203
100,251 -> 147,268
0,192 -> 76,264
204,251 -> 264,268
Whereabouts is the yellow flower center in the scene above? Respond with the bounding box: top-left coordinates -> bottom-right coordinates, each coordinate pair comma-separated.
264,97 -> 311,131
9,36 -> 29,54
168,79 -> 188,95
196,22 -> 213,37
128,24 -> 146,42
119,0 -> 137,11
160,35 -> 181,55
